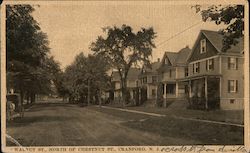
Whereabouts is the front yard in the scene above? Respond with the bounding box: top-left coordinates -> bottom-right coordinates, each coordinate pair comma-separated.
126,107 -> 243,124
104,102 -> 243,124
90,106 -> 243,145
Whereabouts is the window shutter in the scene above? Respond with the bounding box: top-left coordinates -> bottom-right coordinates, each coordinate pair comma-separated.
206,60 -> 208,71
236,80 -> 238,92
212,59 -> 214,70
228,57 -> 230,69
236,58 -> 238,70
198,62 -> 200,73
228,80 -> 230,93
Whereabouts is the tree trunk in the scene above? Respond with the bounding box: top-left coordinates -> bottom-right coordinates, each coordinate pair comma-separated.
31,93 -> 35,103
98,90 -> 102,107
20,89 -> 24,107
26,92 -> 30,104
121,78 -> 128,107
87,79 -> 90,106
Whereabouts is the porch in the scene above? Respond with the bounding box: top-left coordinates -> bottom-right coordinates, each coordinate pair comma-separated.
179,75 -> 221,110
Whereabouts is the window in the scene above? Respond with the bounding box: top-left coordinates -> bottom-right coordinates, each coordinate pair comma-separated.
228,80 -> 238,93
152,89 -> 156,97
169,69 -> 172,78
166,84 -> 175,94
193,62 -> 200,73
165,58 -> 168,64
152,76 -> 157,83
200,39 -> 206,53
206,59 -> 214,71
185,67 -> 188,77
230,99 -> 235,104
185,85 -> 189,94
162,84 -> 165,94
143,77 -> 147,84
228,57 -> 238,70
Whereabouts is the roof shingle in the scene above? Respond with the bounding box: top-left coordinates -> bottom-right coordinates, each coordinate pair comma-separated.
111,68 -> 140,81
201,30 -> 244,53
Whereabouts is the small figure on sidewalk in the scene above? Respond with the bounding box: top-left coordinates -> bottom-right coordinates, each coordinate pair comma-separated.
7,101 -> 15,121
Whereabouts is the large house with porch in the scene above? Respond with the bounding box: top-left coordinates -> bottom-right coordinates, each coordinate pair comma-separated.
178,30 -> 244,110
138,60 -> 161,106
157,46 -> 191,106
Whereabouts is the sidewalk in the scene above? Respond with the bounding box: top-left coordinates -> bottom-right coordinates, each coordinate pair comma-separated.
100,105 -> 243,127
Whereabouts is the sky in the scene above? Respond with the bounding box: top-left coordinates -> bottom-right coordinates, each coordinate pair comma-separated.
32,2 -> 226,69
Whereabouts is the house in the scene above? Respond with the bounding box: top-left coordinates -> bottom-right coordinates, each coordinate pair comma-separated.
138,60 -> 161,105
111,68 -> 141,103
157,46 -> 191,106
178,30 -> 244,110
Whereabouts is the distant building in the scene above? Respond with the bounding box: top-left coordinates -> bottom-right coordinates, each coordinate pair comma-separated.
138,60 -> 161,106
111,68 -> 141,103
157,46 -> 191,106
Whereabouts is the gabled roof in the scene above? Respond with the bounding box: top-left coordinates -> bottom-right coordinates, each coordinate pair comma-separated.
175,46 -> 192,64
161,47 -> 191,67
144,61 -> 161,73
165,52 -> 178,65
127,68 -> 141,80
200,30 -> 243,53
111,68 -> 140,82
187,30 -> 244,62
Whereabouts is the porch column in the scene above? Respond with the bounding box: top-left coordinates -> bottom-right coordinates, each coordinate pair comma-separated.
176,82 -> 179,98
138,88 -> 141,105
163,83 -> 167,107
189,80 -> 191,98
205,77 -> 208,110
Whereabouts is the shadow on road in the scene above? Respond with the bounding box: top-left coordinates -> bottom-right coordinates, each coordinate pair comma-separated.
7,115 -> 75,128
27,103 -> 77,112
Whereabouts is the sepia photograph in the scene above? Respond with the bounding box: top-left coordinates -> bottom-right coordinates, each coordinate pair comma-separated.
1,0 -> 249,152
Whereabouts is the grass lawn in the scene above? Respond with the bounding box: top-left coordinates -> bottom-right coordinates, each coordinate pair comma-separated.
90,106 -> 243,145
105,103 -> 243,124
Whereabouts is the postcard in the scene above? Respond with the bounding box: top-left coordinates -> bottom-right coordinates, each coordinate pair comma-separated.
1,0 -> 249,153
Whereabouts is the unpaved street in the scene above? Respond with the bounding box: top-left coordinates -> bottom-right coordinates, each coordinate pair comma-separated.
6,102 -> 200,146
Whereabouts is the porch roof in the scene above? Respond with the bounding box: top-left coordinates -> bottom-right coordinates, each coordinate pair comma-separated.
176,74 -> 222,82
161,80 -> 176,83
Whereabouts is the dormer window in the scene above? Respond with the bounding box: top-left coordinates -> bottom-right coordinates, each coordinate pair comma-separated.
200,39 -> 206,53
164,58 -> 168,64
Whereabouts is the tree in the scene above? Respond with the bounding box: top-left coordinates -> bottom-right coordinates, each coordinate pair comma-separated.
90,25 -> 156,106
63,53 -> 110,105
6,5 -> 56,104
193,5 -> 244,51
